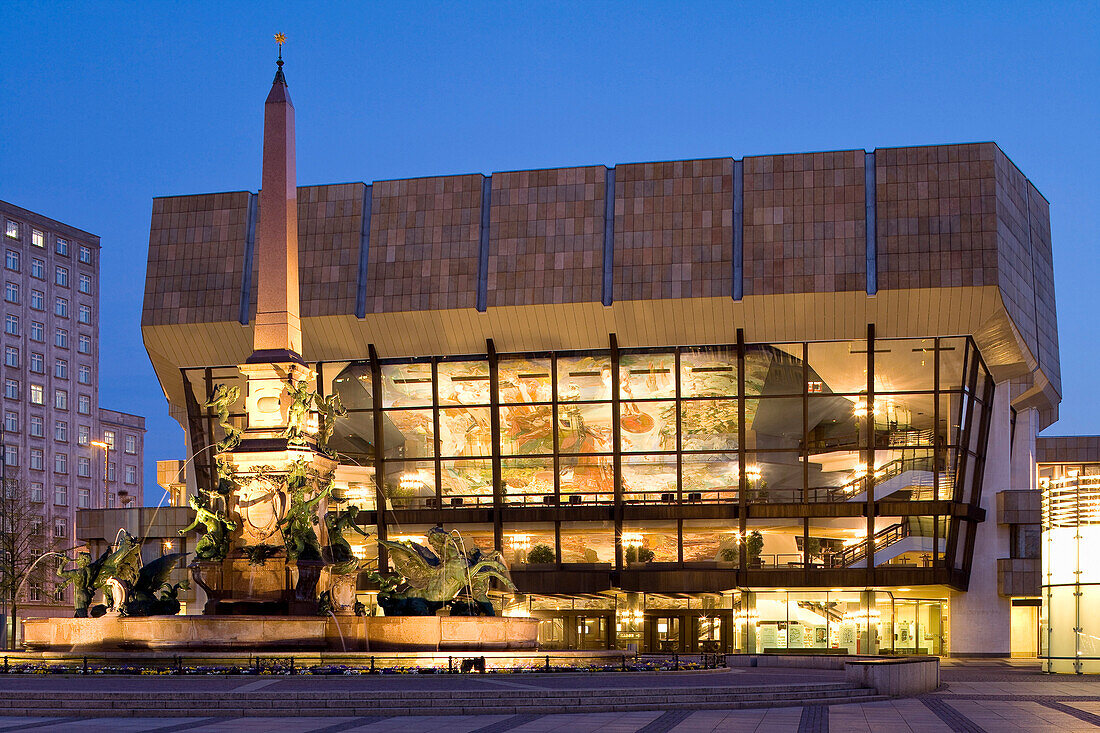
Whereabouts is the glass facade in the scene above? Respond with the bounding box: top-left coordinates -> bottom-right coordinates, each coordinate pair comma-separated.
181,332 -> 993,652
1041,475 -> 1100,673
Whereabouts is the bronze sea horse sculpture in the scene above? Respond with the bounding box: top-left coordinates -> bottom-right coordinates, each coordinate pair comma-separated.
376,528 -> 514,616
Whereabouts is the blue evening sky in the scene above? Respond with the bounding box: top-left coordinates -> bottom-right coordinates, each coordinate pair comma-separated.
0,2 -> 1097,503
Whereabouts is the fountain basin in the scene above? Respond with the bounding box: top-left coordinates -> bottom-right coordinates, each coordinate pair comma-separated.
23,615 -> 538,653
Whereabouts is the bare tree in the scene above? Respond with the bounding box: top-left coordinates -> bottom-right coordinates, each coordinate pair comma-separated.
0,479 -> 65,649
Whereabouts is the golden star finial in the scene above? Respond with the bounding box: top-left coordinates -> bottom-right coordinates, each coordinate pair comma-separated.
274,32 -> 286,46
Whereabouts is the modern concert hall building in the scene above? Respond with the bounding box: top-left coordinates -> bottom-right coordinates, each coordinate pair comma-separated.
141,64 -> 1057,657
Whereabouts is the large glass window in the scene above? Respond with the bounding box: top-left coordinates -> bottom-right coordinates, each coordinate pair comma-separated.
180,334 -> 991,582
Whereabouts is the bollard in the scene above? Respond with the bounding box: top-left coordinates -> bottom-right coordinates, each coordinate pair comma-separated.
673,654 -> 679,671
4,656 -> 8,674
82,656 -> 88,675
370,656 -> 375,673
621,654 -> 626,672
290,657 -> 295,675
176,656 -> 183,675
448,656 -> 453,674
544,654 -> 550,672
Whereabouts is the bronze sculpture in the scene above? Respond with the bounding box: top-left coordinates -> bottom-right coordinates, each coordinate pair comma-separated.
377,528 -> 514,616
179,493 -> 238,561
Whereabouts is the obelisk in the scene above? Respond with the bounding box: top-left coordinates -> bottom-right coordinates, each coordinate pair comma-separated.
239,35 -> 310,432
252,35 -> 301,362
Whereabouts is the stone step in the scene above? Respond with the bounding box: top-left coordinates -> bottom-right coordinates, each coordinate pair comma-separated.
0,694 -> 890,718
0,685 -> 871,705
0,682 -> 857,701
0,688 -> 880,714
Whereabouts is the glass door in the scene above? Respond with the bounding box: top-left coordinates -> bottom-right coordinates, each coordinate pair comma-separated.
697,615 -> 722,653
577,615 -> 608,650
655,616 -> 681,652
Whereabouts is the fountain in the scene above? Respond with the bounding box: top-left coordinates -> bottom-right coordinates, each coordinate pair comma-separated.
22,38 -> 536,654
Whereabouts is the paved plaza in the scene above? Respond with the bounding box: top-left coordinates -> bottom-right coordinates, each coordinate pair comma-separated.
0,660 -> 1097,732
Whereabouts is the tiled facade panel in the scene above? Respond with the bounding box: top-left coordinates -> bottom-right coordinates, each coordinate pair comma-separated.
143,192 -> 251,326
614,158 -> 733,300
743,151 -> 865,296
875,143 -> 998,290
365,175 -> 483,313
993,149 -> 1038,352
1037,436 -> 1100,464
295,183 -> 365,318
488,167 -> 605,307
1028,183 -> 1059,393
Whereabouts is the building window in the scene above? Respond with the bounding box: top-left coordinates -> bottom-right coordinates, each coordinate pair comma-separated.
54,453 -> 67,474
79,245 -> 92,264
124,465 -> 136,484
54,519 -> 65,538
29,321 -> 43,341
5,220 -> 18,239
29,482 -> 43,503
55,266 -> 68,287
29,448 -> 43,470
30,415 -> 43,437
77,394 -> 90,414
4,346 -> 17,368
107,462 -> 116,481
30,290 -> 44,310
55,329 -> 68,349
77,456 -> 90,477
29,352 -> 43,373
27,582 -> 41,602
124,434 -> 137,454
4,378 -> 18,399
55,239 -> 68,256
77,334 -> 90,354
77,425 -> 89,445
54,485 -> 67,506
4,445 -> 18,467
5,250 -> 19,271
54,586 -> 65,603
31,229 -> 43,247
3,411 -> 16,432
54,359 -> 67,380
54,389 -> 67,410
4,315 -> 19,336
78,365 -> 91,384
54,420 -> 67,442
77,488 -> 89,508
103,430 -> 115,448
54,297 -> 68,318
78,274 -> 91,294
78,305 -> 91,324
4,282 -> 18,304
29,384 -> 43,405
30,258 -> 44,279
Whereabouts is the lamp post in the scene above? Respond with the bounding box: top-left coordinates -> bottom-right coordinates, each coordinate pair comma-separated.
90,441 -> 109,509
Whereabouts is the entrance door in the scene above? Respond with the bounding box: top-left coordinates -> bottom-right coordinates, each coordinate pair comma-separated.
1011,603 -> 1039,658
654,616 -> 681,653
537,617 -> 565,650
695,615 -> 724,653
576,615 -> 608,650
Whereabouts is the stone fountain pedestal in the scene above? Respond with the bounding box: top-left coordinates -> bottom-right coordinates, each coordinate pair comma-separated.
23,614 -> 539,652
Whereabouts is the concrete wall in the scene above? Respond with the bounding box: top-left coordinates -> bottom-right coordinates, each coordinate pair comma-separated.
950,384 -> 1013,656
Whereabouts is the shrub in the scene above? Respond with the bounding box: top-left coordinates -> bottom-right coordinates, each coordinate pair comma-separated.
527,544 -> 555,564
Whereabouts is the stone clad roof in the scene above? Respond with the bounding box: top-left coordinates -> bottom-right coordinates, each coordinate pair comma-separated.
141,142 -> 1060,428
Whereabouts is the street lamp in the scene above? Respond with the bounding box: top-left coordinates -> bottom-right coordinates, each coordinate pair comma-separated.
90,441 -> 109,508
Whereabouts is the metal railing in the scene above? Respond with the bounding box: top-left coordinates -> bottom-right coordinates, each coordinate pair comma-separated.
827,522 -> 910,568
